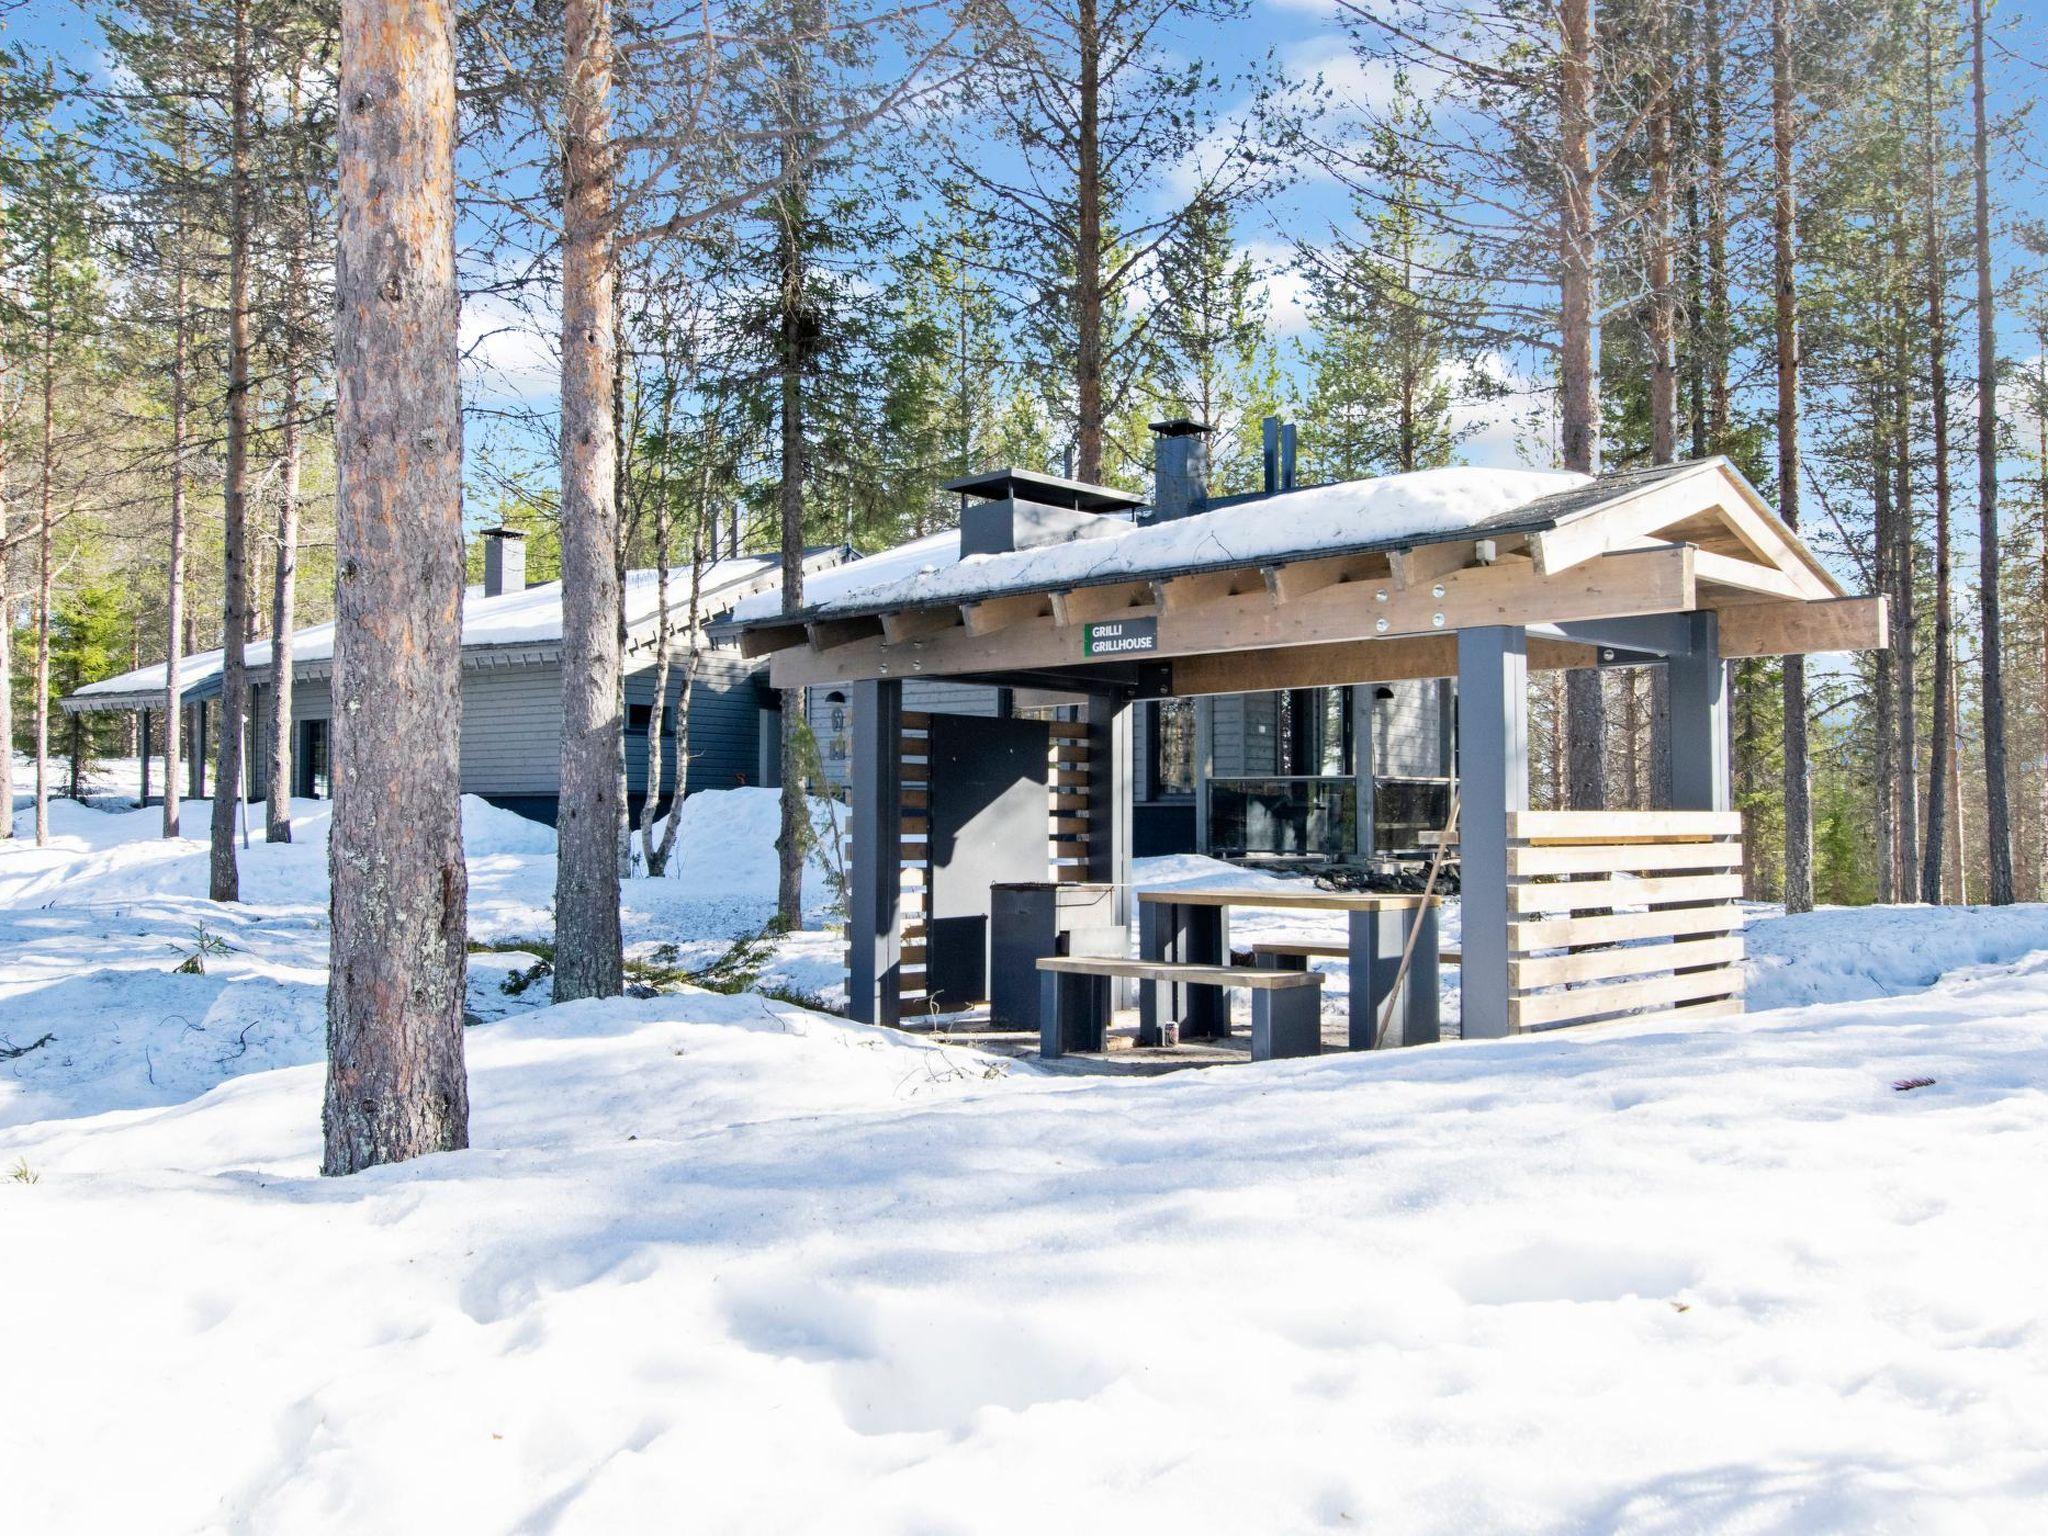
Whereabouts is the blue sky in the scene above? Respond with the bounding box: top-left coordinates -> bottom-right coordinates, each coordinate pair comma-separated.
15,0 -> 2048,556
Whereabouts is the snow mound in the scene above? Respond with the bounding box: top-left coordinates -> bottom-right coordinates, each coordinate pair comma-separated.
647,786 -> 838,903
1743,900 -> 2048,1010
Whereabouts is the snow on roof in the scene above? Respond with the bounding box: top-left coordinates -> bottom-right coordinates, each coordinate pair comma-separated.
70,552 -> 820,707
731,467 -> 1589,625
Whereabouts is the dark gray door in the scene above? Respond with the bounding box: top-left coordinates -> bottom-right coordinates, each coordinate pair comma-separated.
926,714 -> 1050,1009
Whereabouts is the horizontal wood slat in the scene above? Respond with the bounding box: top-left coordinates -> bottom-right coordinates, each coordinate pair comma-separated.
1510,935 -> 1744,990
1509,872 -> 1744,915
1049,743 -> 1090,763
1050,815 -> 1090,834
1509,841 -> 1745,877
900,711 -> 931,729
1051,866 -> 1093,883
1510,965 -> 1744,1029
1050,792 -> 1090,811
1507,809 -> 1742,843
901,788 -> 929,811
1047,720 -> 1089,740
1049,840 -> 1091,858
1509,904 -> 1745,950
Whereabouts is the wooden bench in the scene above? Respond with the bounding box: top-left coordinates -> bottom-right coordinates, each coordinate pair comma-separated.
1247,941 -> 1462,968
1036,955 -> 1324,1062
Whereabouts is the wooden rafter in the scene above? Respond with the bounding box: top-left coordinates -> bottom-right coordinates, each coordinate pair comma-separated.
962,592 -> 1051,637
880,606 -> 962,644
1389,541 -> 1471,589
768,545 -> 1694,687
1049,579 -> 1153,627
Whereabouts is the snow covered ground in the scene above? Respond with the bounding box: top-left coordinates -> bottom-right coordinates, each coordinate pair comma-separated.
5,784 -> 2048,1532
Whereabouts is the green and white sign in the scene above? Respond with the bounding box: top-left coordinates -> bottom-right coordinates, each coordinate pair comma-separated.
1083,617 -> 1159,657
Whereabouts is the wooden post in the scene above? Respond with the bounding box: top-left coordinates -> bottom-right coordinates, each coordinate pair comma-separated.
847,678 -> 904,1026
1457,626 -> 1528,1039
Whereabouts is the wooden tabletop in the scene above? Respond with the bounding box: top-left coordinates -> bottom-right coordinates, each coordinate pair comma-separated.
1135,887 -> 1440,912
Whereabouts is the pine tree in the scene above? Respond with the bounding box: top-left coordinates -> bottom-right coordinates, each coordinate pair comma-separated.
321,0 -> 470,1175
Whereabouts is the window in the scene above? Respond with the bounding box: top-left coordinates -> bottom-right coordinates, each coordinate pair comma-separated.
1146,698 -> 1196,800
1276,688 -> 1352,776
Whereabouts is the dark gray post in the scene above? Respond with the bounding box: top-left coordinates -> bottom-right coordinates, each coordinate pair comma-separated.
847,678 -> 904,1026
1084,691 -> 1134,1008
139,710 -> 151,807
1457,625 -> 1528,1040
1666,611 -> 1730,812
1251,983 -> 1319,1060
1350,902 -> 1440,1048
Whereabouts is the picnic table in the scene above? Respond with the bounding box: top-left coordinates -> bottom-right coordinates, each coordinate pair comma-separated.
1136,887 -> 1442,1050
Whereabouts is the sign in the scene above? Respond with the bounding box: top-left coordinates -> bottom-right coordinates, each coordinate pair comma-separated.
1083,617 -> 1159,657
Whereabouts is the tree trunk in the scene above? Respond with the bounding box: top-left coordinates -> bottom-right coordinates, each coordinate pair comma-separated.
1646,0 -> 1676,804
1559,0 -> 1603,810
0,115 -> 10,842
654,509 -> 706,875
1919,15 -> 1954,905
553,0 -> 626,1001
1771,0 -> 1812,913
1970,0 -> 2011,902
1873,389 -> 1897,901
1073,0 -> 1104,482
2037,346 -> 2048,898
266,82 -> 311,845
34,175 -> 55,848
1892,211 -> 1920,890
210,0 -> 254,901
266,350 -> 303,840
322,0 -> 470,1176
774,108 -> 811,930
164,243 -> 188,839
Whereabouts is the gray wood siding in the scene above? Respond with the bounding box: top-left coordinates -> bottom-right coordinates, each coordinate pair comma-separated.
803,679 -> 999,793
681,651 -> 766,793
1369,680 -> 1448,778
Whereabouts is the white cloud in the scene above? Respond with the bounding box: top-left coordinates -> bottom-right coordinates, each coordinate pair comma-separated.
460,292 -> 559,408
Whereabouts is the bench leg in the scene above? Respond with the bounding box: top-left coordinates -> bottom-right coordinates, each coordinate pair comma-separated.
1252,986 -> 1322,1062
1350,907 -> 1443,1049
1041,970 -> 1109,1058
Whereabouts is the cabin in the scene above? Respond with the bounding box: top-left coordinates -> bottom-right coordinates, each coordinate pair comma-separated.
768,437 -> 1459,869
729,421 -> 1885,1054
62,532 -> 848,824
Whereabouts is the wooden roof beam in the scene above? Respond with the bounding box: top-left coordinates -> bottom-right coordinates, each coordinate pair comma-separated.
879,605 -> 962,644
1713,594 -> 1887,657
739,621 -> 808,659
806,615 -> 885,651
1049,579 -> 1153,627
962,592 -> 1052,636
1389,540 -> 1472,589
1691,549 -> 1809,601
1150,566 -> 1261,613
769,545 -> 1693,689
1260,552 -> 1379,606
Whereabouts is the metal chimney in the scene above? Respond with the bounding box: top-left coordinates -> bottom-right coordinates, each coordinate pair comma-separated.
482,527 -> 528,597
1149,418 -> 1211,522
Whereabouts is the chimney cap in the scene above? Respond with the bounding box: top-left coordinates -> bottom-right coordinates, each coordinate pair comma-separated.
1149,417 -> 1212,438
483,525 -> 529,540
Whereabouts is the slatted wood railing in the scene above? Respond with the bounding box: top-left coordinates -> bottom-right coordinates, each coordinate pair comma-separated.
897,711 -> 933,1009
1048,719 -> 1092,882
1505,810 -> 1745,1031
